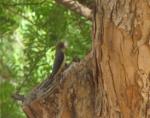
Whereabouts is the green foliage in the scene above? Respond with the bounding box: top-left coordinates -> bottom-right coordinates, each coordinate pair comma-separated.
0,80 -> 26,118
0,0 -> 92,117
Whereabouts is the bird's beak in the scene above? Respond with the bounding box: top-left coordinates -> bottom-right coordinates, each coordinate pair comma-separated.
64,41 -> 68,49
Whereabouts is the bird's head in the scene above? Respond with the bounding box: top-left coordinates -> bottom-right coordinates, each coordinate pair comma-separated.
56,41 -> 67,52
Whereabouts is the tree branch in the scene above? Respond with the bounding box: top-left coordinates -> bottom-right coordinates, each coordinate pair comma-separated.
0,0 -> 46,6
55,0 -> 93,20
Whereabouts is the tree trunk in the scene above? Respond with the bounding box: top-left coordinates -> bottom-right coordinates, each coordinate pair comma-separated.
22,0 -> 150,118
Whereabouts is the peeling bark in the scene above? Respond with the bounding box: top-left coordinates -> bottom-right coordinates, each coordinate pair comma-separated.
92,0 -> 150,117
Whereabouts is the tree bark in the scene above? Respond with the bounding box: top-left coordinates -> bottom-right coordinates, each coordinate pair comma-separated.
22,0 -> 150,118
55,0 -> 93,20
92,0 -> 150,117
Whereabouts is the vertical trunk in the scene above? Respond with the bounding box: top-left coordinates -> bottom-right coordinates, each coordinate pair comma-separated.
93,0 -> 150,117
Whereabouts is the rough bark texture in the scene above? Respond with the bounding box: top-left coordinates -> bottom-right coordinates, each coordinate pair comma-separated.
22,0 -> 150,118
92,0 -> 150,117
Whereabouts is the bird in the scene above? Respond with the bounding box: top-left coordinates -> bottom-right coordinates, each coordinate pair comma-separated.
50,41 -> 66,78
42,41 -> 67,89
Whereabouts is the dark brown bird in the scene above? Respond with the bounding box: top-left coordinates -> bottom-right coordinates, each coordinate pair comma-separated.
50,42 -> 66,78
42,42 -> 66,89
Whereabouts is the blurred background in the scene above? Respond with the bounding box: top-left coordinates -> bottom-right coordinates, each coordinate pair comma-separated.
0,0 -> 91,117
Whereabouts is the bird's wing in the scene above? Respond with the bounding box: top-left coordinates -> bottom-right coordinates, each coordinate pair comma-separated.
51,50 -> 65,77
